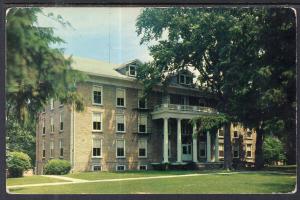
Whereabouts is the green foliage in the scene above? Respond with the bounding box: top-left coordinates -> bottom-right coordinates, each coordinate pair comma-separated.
44,159 -> 71,175
263,136 -> 286,165
191,113 -> 228,133
7,151 -> 32,178
6,8 -> 86,124
6,115 -> 35,165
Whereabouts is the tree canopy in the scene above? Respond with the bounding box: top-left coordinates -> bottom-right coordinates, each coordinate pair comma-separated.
136,7 -> 296,168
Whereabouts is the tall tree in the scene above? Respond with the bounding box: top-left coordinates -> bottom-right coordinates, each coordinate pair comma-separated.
6,8 -> 85,124
136,8 -> 296,169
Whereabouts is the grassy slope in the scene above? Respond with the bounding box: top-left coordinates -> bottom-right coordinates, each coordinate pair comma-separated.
9,172 -> 296,194
6,176 -> 67,186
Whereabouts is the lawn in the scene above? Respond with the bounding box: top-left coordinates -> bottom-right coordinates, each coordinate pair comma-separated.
8,171 -> 296,194
6,175 -> 68,186
64,169 -> 226,180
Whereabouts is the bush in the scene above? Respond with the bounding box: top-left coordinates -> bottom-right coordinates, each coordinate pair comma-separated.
44,159 -> 71,175
263,136 -> 286,165
7,151 -> 32,177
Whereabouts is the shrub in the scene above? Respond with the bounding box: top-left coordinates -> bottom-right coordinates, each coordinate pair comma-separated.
7,151 -> 32,177
44,159 -> 71,175
263,136 -> 286,165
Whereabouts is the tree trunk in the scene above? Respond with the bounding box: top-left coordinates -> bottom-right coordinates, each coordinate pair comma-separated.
255,128 -> 264,169
223,122 -> 232,170
286,123 -> 296,165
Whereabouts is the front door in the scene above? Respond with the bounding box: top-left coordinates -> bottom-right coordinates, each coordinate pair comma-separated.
182,143 -> 192,161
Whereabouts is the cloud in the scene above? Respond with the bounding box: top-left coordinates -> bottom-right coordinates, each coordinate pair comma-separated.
36,7 -> 151,63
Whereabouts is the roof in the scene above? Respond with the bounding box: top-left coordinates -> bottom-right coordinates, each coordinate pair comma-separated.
70,56 -> 134,80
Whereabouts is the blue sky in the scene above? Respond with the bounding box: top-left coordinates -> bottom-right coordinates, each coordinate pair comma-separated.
37,7 -> 152,64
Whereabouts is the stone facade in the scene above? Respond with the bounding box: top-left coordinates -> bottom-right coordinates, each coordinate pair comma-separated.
35,58 -> 257,174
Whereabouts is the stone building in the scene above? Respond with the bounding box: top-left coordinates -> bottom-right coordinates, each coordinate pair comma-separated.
36,56 -> 256,174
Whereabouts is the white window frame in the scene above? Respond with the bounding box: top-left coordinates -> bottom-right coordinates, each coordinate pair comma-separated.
92,112 -> 102,132
233,130 -> 239,138
116,88 -> 126,107
59,139 -> 64,158
116,114 -> 126,133
92,85 -> 103,105
138,91 -> 147,109
50,140 -> 54,158
116,139 -> 126,158
138,139 -> 147,158
218,128 -> 224,138
138,115 -> 147,133
246,128 -> 252,139
138,165 -> 147,170
199,142 -> 207,158
92,165 -> 102,171
50,116 -> 54,133
92,138 -> 102,158
128,65 -> 137,77
233,145 -> 239,158
179,74 -> 192,85
59,112 -> 64,132
246,144 -> 252,158
50,98 -> 54,110
116,165 -> 126,171
219,143 -> 224,158
42,139 -> 46,158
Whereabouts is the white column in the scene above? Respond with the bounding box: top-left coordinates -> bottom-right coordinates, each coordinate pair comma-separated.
192,124 -> 198,162
177,118 -> 182,163
215,132 -> 219,162
163,117 -> 169,163
206,131 -> 211,162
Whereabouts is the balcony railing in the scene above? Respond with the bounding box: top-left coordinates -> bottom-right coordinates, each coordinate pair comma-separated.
153,103 -> 218,114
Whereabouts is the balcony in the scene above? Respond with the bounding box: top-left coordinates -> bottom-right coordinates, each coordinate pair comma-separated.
152,104 -> 218,120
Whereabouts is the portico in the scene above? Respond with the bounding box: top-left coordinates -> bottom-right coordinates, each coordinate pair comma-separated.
152,103 -> 220,163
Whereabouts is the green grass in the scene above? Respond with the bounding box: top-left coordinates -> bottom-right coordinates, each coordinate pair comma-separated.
64,170 -> 225,180
8,171 -> 296,194
6,176 -> 68,186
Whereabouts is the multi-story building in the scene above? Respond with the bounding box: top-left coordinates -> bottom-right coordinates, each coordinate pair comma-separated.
36,56 -> 256,174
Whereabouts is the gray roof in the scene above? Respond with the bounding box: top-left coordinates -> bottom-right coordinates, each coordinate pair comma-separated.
71,56 -> 134,80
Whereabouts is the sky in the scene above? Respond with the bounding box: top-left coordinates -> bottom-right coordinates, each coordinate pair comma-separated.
37,7 -> 152,64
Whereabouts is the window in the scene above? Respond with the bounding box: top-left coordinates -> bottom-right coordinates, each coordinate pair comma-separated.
218,129 -> 224,138
138,115 -> 147,133
59,139 -> 64,157
129,65 -> 136,76
50,98 -> 54,110
246,129 -> 252,138
139,165 -> 147,170
233,131 -> 238,138
116,165 -> 126,171
116,88 -> 126,107
233,145 -> 239,158
60,112 -> 64,131
199,142 -> 206,158
116,139 -> 125,158
92,113 -> 102,131
138,139 -> 147,158
42,118 -> 45,135
138,90 -> 147,109
219,143 -> 224,158
50,116 -> 54,133
42,139 -> 46,158
93,165 -> 101,171
116,115 -> 125,132
179,74 -> 192,85
50,140 -> 54,158
92,138 -> 102,157
246,144 -> 252,158
93,86 -> 102,105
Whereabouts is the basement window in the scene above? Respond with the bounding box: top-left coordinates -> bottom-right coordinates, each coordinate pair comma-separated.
116,165 -> 126,171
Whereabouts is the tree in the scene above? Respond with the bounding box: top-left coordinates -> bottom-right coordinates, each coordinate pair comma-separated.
136,8 -> 295,169
7,151 -> 32,177
263,136 -> 286,165
6,8 -> 85,124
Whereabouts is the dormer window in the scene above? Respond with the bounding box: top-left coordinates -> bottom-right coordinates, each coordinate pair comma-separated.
129,65 -> 136,77
179,74 -> 192,85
